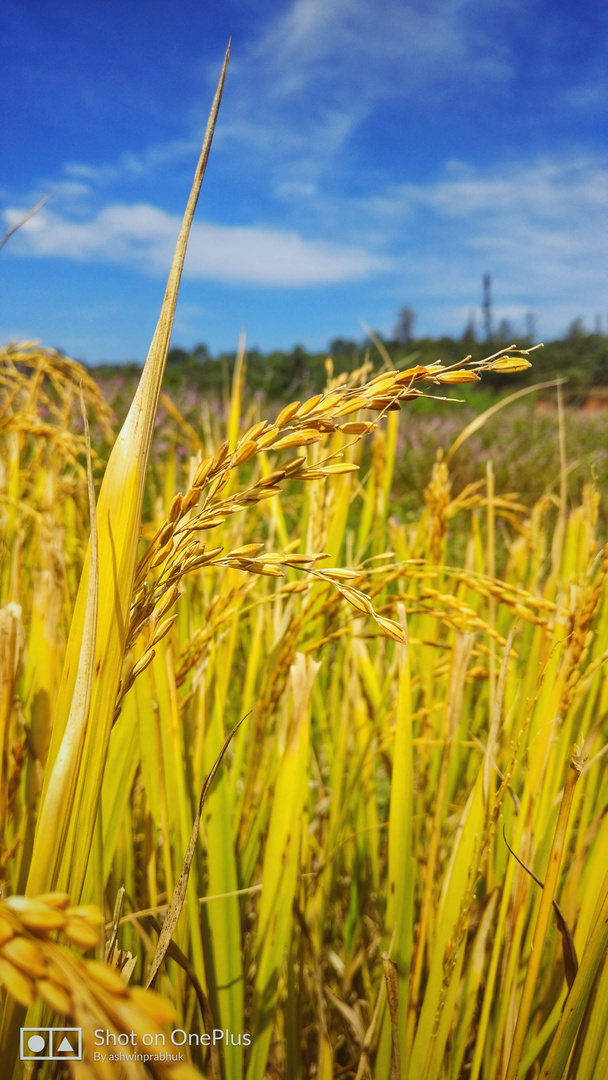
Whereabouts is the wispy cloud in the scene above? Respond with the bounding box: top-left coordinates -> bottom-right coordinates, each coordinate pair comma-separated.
251,0 -> 512,92
2,203 -> 390,286
213,0 -> 517,196
372,155 -> 608,270
62,139 -> 199,185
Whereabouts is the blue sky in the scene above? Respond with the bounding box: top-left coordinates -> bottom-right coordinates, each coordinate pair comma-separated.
1,0 -> 607,362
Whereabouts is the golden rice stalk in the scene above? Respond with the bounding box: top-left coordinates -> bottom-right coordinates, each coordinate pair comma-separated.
0,342 -> 115,448
246,653 -> 319,1080
540,865 -> 608,1080
24,384 -> 99,898
145,713 -> 247,990
0,895 -> 201,1079
0,602 -> 23,868
504,750 -> 583,1080
132,343 -> 538,624
26,44 -> 231,905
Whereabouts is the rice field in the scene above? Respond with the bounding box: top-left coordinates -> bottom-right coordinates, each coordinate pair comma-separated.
1,52 -> 607,1080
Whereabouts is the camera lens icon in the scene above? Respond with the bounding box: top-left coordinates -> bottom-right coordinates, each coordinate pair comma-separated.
20,1028 -> 82,1060
27,1034 -> 46,1055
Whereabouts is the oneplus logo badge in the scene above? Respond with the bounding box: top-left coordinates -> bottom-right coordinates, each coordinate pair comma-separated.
20,1028 -> 82,1060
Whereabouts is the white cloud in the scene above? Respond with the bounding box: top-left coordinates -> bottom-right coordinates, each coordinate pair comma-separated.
356,154 -> 608,295
2,203 -> 390,287
412,158 -> 607,223
5,152 -> 605,327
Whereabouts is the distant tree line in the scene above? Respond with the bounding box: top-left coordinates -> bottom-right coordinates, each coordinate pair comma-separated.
90,319 -> 608,400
